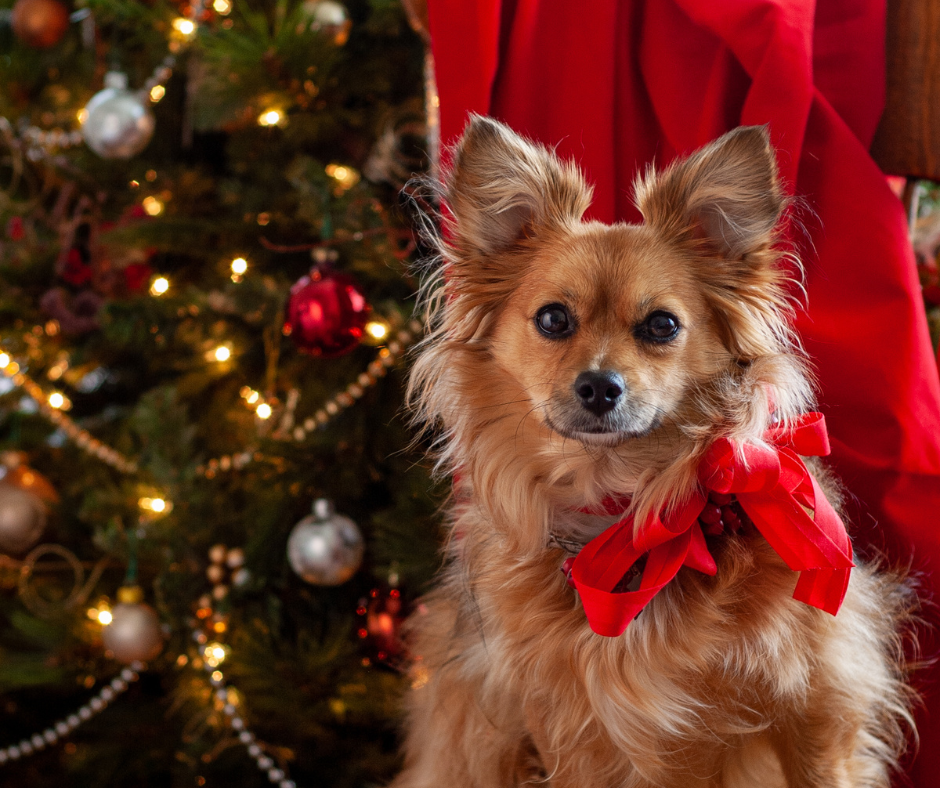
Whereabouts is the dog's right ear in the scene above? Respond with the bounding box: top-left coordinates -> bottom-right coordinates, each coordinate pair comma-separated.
446,116 -> 592,256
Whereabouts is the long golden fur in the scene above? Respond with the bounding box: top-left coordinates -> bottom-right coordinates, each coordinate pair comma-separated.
394,116 -> 914,788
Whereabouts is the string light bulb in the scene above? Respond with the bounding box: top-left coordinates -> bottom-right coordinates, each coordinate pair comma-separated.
0,354 -> 9,368
255,403 -> 272,420
139,496 -> 172,515
365,321 -> 389,341
97,610 -> 113,625
150,277 -> 169,296
204,643 -> 228,667
142,196 -> 164,216
231,257 -> 247,275
48,392 -> 70,410
325,163 -> 360,193
213,346 -> 231,362
213,0 -> 233,13
172,18 -> 196,36
258,109 -> 284,127
240,388 -> 260,405
149,85 -> 166,103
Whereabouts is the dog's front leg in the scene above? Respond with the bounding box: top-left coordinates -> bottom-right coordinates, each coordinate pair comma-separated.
391,660 -> 541,788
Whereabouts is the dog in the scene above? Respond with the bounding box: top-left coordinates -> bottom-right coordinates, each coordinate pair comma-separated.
395,116 -> 914,788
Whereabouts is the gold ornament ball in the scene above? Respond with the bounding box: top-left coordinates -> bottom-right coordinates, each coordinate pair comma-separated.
0,480 -> 46,555
102,592 -> 164,664
11,0 -> 70,48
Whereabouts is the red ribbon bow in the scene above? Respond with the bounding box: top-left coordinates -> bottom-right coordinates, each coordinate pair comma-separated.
569,412 -> 854,637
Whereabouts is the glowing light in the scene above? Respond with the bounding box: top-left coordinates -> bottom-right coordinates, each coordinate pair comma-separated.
77,109 -> 88,125
139,497 -> 170,514
142,196 -> 164,216
172,18 -> 196,36
48,392 -> 65,409
246,391 -> 259,405
211,670 -> 223,682
4,362 -> 19,376
97,610 -> 113,626
0,354 -> 9,368
150,277 -> 170,296
230,257 -> 247,275
255,403 -> 272,419
325,163 -> 360,192
327,164 -> 349,180
204,643 -> 228,667
365,321 -> 389,340
213,346 -> 231,362
149,85 -> 166,103
258,109 -> 284,127
213,0 -> 232,13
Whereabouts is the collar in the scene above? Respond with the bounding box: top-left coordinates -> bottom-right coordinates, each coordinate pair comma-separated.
568,412 -> 854,637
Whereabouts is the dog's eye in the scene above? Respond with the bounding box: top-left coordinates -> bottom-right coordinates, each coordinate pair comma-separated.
638,311 -> 680,342
535,304 -> 573,337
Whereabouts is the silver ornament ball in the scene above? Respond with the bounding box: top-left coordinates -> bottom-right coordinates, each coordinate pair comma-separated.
301,0 -> 351,43
81,72 -> 156,160
0,480 -> 46,555
287,499 -> 363,585
102,601 -> 164,664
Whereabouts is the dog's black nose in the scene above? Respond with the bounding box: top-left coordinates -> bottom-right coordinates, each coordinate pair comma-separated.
574,370 -> 624,416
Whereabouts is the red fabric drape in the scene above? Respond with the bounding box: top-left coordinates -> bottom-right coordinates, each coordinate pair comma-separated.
427,1 -> 940,783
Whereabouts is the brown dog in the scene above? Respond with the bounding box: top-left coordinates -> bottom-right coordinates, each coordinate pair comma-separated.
396,116 -> 914,788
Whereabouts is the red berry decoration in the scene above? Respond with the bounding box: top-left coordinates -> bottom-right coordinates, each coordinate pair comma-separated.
284,266 -> 370,357
11,0 -> 70,49
357,587 -> 405,665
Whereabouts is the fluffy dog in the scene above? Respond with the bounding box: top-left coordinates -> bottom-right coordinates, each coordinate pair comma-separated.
395,116 -> 914,788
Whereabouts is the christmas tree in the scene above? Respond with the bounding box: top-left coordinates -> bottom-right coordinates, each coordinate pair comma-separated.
0,1 -> 440,785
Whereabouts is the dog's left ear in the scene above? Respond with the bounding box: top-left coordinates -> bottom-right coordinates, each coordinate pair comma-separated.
634,126 -> 784,262
636,127 -> 800,365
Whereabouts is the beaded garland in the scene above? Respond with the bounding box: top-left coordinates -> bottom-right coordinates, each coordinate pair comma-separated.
0,664 -> 142,765
0,317 -> 421,480
194,563 -> 298,788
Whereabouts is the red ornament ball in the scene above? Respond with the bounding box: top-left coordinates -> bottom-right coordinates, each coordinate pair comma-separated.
284,268 -> 370,357
11,0 -> 70,48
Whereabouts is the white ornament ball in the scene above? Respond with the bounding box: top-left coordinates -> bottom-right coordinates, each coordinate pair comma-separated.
0,480 -> 46,555
102,600 -> 164,664
287,499 -> 363,586
81,72 -> 155,160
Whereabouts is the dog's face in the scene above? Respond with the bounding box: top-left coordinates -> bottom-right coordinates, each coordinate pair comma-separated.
488,224 -> 727,446
426,117 -> 804,463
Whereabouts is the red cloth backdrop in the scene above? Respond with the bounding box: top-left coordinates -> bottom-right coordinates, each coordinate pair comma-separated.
427,0 -> 940,783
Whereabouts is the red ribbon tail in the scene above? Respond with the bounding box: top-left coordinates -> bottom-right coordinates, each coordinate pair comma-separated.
794,567 -> 851,616
571,527 -> 694,637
